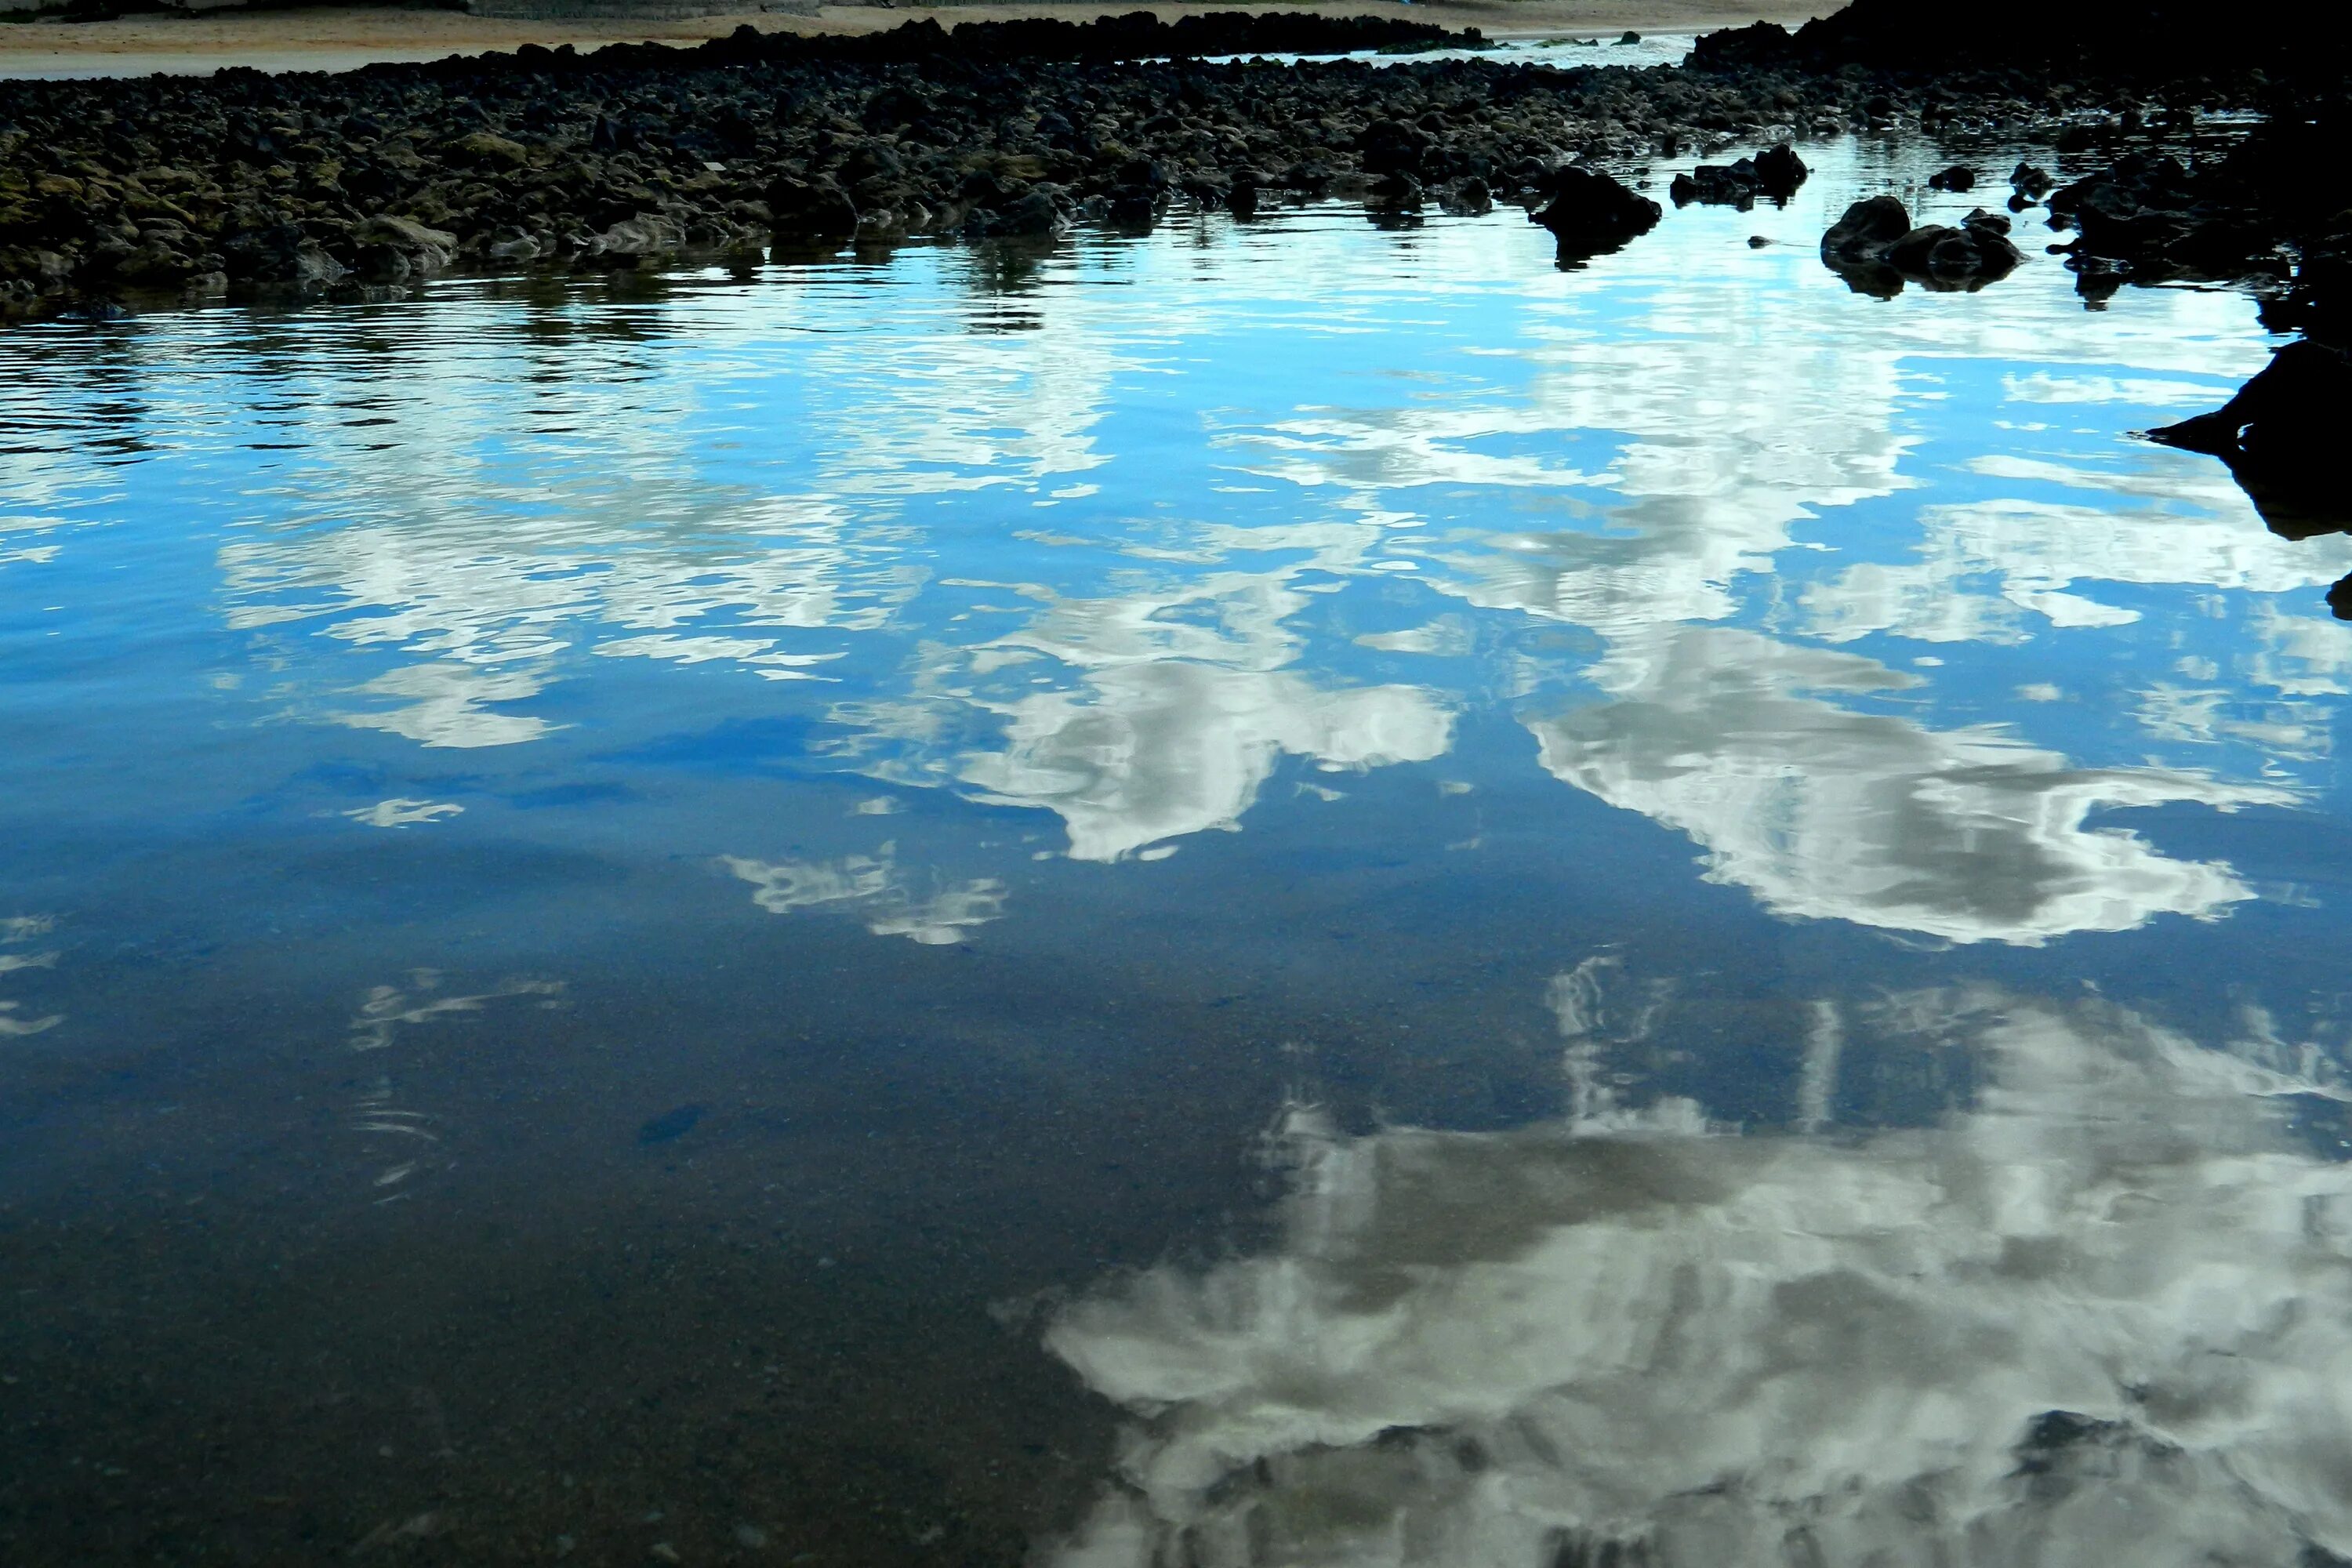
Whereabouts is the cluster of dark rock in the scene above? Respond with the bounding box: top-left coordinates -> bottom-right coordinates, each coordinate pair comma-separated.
2044,111 -> 2349,329
2108,107 -> 2352,578
1,1 -> 2344,590
1668,143 -> 1806,209
1819,193 -> 2023,294
2157,341 -> 2352,568
1691,0 -> 2351,581
0,7 -> 2202,321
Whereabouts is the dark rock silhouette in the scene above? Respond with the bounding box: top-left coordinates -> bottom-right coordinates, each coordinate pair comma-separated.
2046,111 -> 2347,329
2153,340 -> 2352,548
1531,164 -> 1662,265
2052,104 -> 2352,619
765,175 -> 860,242
1690,0 -> 2325,78
1821,196 -> 2021,295
1669,145 -> 1806,210
1671,163 -> 1762,209
1822,194 -> 1911,261
1753,143 -> 1809,201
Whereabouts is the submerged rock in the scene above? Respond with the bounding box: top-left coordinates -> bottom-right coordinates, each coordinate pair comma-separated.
1671,162 -> 1760,208
353,215 -> 457,281
968,187 -> 1071,239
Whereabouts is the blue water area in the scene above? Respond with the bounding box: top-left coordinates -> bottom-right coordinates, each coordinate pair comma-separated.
6,137 -> 2352,1564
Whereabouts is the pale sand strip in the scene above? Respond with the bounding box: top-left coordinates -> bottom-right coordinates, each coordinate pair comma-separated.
0,1 -> 1835,78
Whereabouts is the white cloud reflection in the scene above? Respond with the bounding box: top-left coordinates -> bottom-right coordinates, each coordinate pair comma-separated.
726,842 -> 1006,944
336,662 -> 557,750
965,661 -> 1452,862
0,916 -> 63,1036
1526,627 -> 2289,943
59,139 -> 2325,935
1044,978 -> 2352,1568
342,797 -> 464,829
1190,162 -> 2321,942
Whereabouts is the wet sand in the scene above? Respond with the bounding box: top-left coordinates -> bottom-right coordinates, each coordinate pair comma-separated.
0,0 -> 1836,78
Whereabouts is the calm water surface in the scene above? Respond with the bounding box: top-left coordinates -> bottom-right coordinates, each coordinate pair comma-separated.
7,139 -> 2352,1565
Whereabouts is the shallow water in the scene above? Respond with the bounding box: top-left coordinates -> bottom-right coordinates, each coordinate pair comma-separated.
6,138 -> 2352,1565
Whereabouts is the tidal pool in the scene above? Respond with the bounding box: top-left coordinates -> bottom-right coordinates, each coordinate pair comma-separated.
6,137 -> 2352,1565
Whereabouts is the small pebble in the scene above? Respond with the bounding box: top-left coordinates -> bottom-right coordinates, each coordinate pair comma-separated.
735,1523 -> 771,1548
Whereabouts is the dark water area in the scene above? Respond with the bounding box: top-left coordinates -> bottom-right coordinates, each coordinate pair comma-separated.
7,136 -> 2352,1565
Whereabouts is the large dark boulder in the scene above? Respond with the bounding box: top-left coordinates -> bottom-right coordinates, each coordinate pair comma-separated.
2048,154 -> 2198,243
1885,218 -> 2022,281
2048,127 -> 2347,298
2152,340 -> 2352,543
1821,195 -> 1911,260
1356,118 -> 1432,179
1439,176 -> 1494,216
1530,165 -> 1661,263
1753,143 -> 1808,201
1822,197 -> 2020,295
766,175 -> 858,242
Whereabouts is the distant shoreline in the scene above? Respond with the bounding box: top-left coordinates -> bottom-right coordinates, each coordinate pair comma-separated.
0,1 -> 1838,79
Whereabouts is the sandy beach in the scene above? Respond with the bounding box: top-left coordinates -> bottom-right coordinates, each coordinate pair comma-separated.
0,0 -> 1836,78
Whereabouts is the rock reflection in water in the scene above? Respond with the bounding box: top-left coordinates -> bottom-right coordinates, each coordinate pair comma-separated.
1046,975 -> 2352,1567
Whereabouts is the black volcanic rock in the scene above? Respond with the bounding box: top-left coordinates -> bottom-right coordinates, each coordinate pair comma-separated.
2153,340 -> 2352,541
1821,194 -> 1911,260
0,3 -> 2319,325
2046,111 -> 2352,304
767,175 -> 859,241
1531,163 -> 1661,263
1822,196 -> 2020,294
1671,161 -> 1764,209
1666,146 -> 1806,209
1753,143 -> 1807,200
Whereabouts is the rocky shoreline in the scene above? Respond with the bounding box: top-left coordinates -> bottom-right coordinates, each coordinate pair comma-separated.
0,5 -> 2325,318
4,2 -> 2346,574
